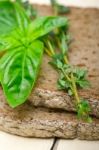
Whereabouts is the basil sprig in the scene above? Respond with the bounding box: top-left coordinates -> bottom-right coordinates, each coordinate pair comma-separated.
0,1 -> 68,107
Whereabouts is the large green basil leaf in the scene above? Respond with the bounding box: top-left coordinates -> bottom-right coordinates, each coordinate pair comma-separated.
0,40 -> 44,108
28,16 -> 68,41
0,3 -> 68,108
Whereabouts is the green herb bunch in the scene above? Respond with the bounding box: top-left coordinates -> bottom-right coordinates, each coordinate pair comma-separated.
0,0 -> 68,108
0,0 -> 92,121
44,26 -> 92,122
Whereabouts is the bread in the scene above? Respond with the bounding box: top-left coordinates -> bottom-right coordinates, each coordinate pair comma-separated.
0,94 -> 99,140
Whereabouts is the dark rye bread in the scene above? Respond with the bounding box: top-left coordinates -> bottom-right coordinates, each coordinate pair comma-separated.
27,5 -> 99,118
0,93 -> 99,140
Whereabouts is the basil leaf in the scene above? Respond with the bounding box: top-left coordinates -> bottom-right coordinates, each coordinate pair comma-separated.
0,40 -> 44,107
0,1 -> 68,108
13,2 -> 30,31
0,16 -> 68,52
0,1 -> 17,36
0,1 -> 30,36
28,16 -> 68,41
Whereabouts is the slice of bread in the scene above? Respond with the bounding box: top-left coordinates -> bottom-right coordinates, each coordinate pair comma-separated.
0,96 -> 99,140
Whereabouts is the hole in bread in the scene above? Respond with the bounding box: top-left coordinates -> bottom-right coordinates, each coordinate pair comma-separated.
77,63 -> 86,67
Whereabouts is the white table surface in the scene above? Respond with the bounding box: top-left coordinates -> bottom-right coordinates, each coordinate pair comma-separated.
0,1 -> 99,150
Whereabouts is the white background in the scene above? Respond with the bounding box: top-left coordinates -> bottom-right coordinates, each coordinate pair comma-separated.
29,0 -> 99,8
0,0 -> 99,150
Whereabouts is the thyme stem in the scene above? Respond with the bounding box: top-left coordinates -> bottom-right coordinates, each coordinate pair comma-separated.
61,67 -> 71,82
64,55 -> 80,104
70,73 -> 80,103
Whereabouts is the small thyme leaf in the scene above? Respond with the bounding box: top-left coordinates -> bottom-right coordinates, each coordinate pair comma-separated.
50,0 -> 70,15
76,79 -> 91,89
73,68 -> 88,79
61,32 -> 68,55
56,59 -> 63,69
77,99 -> 92,122
57,79 -> 66,90
68,89 -> 73,96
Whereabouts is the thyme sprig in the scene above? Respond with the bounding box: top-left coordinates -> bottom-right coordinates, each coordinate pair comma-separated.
44,29 -> 92,122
